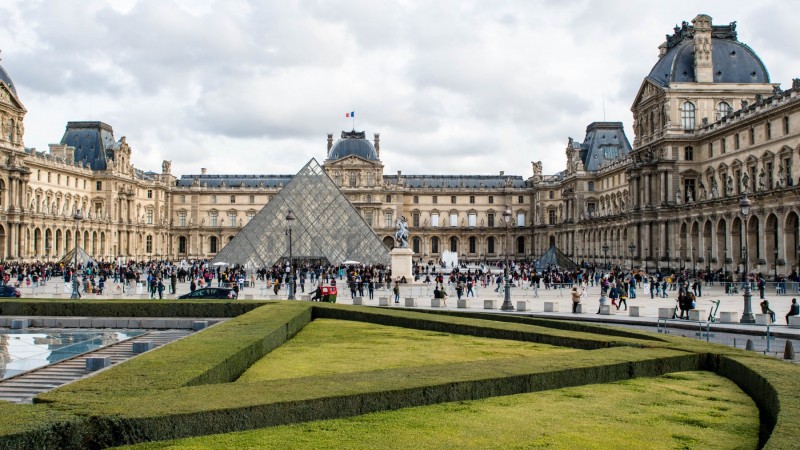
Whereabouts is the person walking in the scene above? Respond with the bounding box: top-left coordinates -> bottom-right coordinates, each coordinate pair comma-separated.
393,282 -> 400,303
618,290 -> 628,311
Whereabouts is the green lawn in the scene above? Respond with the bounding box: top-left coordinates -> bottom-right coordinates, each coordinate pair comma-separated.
126,370 -> 758,449
237,318 -> 578,382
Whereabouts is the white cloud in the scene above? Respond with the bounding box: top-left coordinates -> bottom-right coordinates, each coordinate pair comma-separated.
1,0 -> 797,178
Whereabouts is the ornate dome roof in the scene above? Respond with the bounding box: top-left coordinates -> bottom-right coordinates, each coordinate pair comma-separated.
647,19 -> 769,86
328,130 -> 379,161
0,63 -> 17,96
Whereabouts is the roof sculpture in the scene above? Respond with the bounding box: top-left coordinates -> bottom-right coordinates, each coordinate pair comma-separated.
211,158 -> 390,268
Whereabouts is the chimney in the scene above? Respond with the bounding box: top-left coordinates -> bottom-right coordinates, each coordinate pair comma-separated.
327,133 -> 333,152
692,14 -> 713,83
373,133 -> 380,157
201,168 -> 207,175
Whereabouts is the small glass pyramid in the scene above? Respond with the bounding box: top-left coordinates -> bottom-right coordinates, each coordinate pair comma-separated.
211,158 -> 390,268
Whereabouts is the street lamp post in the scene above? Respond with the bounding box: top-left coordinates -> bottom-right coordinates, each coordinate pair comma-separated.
285,209 -> 296,300
740,194 -> 755,323
70,210 -> 83,299
501,207 -> 514,311
602,243 -> 609,270
628,242 -> 636,271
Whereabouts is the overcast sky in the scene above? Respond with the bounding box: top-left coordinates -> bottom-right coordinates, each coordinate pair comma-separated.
1,0 -> 798,178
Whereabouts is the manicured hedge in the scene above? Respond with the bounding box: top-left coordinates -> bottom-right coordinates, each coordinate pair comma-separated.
0,301 -> 796,448
0,299 -> 267,318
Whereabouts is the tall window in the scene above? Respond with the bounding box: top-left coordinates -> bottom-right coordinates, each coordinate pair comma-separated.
385,195 -> 391,203
469,237 -> 476,253
247,211 -> 255,222
96,181 -> 102,190
431,213 -> 439,227
365,211 -> 373,226
432,195 -> 438,204
349,172 -> 357,187
766,121 -> 772,140
721,138 -> 726,154
450,237 -> 458,252
229,212 -> 236,227
749,127 -> 755,145
587,181 -> 594,192
517,236 -> 525,254
366,194 -> 373,203
210,236 -> 218,253
488,237 -> 495,254
413,195 -> 419,204
488,195 -> 494,204
716,102 -> 732,121
211,195 -> 216,204
488,213 -> 495,227
784,116 -> 790,135
412,237 -> 421,254
147,190 -> 153,199
8,118 -> 13,142
469,196 -> 475,204
548,209 -> 556,225
450,196 -> 456,204
146,235 -> 153,253
734,133 -> 740,150
549,191 -> 554,199
178,211 -> 186,227
384,211 -> 393,227
412,212 -> 420,228
684,179 -> 695,202
684,146 -> 694,161
431,237 -> 440,254
366,172 -> 375,186
709,141 -> 714,157
146,210 -> 153,224
518,196 -> 523,204
178,236 -> 187,253
230,195 -> 235,203
680,101 -> 696,130
180,195 -> 186,203
210,211 -> 218,227
516,212 -> 525,227
468,213 -> 476,227
449,213 -> 458,227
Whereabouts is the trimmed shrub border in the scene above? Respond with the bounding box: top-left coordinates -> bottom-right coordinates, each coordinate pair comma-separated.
0,299 -> 268,318
0,302 -> 795,448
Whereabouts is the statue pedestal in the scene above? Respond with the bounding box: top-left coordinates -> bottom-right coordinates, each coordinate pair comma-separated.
390,247 -> 414,283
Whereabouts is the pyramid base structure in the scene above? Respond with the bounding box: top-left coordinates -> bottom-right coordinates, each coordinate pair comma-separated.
390,247 -> 414,283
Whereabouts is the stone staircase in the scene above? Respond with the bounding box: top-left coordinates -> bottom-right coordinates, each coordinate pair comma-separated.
0,329 -> 192,404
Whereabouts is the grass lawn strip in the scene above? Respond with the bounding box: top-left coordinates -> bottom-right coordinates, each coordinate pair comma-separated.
238,318 -> 579,382
122,371 -> 758,450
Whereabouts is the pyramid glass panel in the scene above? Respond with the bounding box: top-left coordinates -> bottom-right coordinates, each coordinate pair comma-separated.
212,159 -> 390,268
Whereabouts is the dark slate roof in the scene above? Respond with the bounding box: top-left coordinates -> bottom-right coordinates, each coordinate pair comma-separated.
175,174 -> 294,188
60,122 -> 117,171
648,21 -> 769,86
0,64 -> 17,96
328,130 -> 378,161
382,175 -> 528,189
575,122 -> 632,171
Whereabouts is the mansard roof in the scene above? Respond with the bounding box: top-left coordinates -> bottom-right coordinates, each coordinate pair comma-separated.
59,121 -> 116,171
175,174 -> 294,188
574,122 -> 632,172
383,175 -> 528,189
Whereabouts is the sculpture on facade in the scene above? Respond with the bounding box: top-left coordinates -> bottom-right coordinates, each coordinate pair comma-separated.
687,189 -> 694,203
726,176 -> 734,196
742,172 -> 750,193
698,181 -> 706,200
776,164 -> 785,188
710,179 -> 719,199
675,187 -> 682,205
759,168 -> 767,191
394,216 -> 409,248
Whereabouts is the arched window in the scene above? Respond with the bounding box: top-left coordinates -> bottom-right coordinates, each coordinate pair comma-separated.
431,237 -> 440,254
716,102 -> 732,121
680,102 -> 696,130
488,237 -> 495,254
412,237 -> 421,254
210,236 -> 218,253
450,237 -> 458,253
146,235 -> 153,253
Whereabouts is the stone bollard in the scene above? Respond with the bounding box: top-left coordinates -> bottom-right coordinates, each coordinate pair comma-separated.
378,297 -> 390,306
132,341 -> 154,354
353,297 -> 363,306
404,297 -> 417,307
192,321 -> 209,331
10,319 -> 29,330
746,339 -> 755,351
785,341 -> 795,360
516,301 -> 527,312
86,356 -> 112,372
457,299 -> 468,308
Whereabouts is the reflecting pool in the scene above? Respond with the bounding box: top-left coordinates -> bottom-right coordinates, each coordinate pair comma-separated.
0,329 -> 145,379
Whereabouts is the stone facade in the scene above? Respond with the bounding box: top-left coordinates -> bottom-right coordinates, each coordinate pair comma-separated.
0,13 -> 798,275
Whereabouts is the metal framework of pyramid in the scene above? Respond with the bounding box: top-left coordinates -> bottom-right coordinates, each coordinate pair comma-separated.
58,246 -> 96,267
534,245 -> 578,271
211,158 -> 390,268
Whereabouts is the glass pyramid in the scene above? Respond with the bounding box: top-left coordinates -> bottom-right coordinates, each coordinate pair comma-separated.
211,158 -> 390,268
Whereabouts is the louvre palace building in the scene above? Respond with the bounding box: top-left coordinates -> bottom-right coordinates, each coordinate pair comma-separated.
0,13 -> 799,275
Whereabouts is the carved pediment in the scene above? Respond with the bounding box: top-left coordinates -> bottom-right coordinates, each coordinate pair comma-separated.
0,84 -> 24,111
632,78 -> 665,109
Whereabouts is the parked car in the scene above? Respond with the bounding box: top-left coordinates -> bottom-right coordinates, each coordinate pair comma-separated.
178,287 -> 237,299
0,286 -> 21,298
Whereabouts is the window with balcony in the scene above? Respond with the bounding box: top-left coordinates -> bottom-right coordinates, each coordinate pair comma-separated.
179,212 -> 186,227
210,212 -> 218,227
468,213 -> 476,227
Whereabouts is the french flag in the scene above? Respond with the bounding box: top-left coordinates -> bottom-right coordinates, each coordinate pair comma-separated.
345,111 -> 355,118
